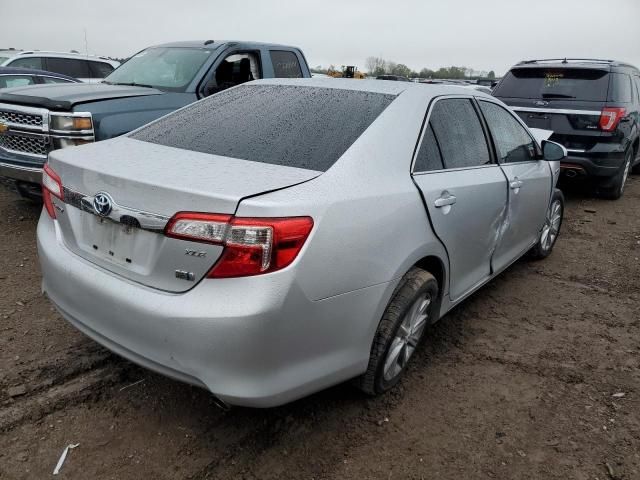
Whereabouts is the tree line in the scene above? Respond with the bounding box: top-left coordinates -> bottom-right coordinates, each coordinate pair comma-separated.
312,57 -> 496,80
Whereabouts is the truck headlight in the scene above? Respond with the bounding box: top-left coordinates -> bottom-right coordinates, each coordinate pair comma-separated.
50,114 -> 93,131
53,137 -> 94,149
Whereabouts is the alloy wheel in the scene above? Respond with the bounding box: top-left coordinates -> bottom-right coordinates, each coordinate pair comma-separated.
540,199 -> 562,252
383,293 -> 431,382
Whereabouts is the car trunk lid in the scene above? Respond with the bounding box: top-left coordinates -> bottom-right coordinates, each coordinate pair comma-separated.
47,137 -> 321,292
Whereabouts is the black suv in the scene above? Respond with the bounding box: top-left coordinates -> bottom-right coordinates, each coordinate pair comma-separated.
493,58 -> 640,199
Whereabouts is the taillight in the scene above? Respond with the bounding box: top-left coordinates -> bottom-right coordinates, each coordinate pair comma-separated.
42,164 -> 63,219
599,107 -> 626,132
165,213 -> 313,278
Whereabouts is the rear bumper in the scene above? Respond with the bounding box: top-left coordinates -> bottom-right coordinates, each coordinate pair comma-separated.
37,212 -> 388,407
560,148 -> 626,178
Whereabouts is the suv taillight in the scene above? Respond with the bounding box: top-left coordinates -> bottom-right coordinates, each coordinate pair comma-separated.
599,107 -> 626,132
42,164 -> 63,219
165,212 -> 314,278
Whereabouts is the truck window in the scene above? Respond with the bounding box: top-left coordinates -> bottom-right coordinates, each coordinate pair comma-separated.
204,52 -> 261,96
270,50 -> 302,78
46,58 -> 91,78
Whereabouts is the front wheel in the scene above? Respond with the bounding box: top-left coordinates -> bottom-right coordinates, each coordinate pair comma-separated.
356,268 -> 439,396
529,189 -> 564,260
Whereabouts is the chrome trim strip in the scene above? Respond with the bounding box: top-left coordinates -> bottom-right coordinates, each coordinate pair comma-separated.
63,187 -> 170,233
0,102 -> 49,133
566,148 -> 586,153
0,161 -> 43,183
511,107 -> 601,116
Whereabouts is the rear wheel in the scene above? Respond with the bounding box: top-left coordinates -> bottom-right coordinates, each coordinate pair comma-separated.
529,189 -> 564,260
599,149 -> 632,200
356,268 -> 438,396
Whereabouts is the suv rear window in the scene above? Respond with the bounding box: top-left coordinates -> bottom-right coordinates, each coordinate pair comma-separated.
494,67 -> 609,101
132,85 -> 395,171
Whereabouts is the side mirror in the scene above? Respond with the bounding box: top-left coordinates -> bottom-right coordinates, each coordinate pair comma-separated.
541,140 -> 567,161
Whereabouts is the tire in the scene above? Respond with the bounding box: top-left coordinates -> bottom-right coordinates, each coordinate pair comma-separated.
529,189 -> 564,260
598,148 -> 633,200
356,268 -> 439,396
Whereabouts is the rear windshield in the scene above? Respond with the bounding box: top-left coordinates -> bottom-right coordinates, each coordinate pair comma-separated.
131,84 -> 396,171
494,68 -> 609,101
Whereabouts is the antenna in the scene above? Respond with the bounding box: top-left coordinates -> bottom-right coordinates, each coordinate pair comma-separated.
84,28 -> 92,82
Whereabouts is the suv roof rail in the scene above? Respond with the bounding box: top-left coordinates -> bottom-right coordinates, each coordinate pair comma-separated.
518,58 -> 616,65
15,50 -> 106,59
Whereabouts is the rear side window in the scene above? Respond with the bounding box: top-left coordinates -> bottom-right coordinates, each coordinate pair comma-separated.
494,68 -> 609,101
608,73 -> 632,102
428,99 -> 491,169
0,75 -> 35,88
479,101 -> 537,163
89,61 -> 114,78
414,125 -> 444,172
45,58 -> 90,78
270,50 -> 302,78
132,85 -> 395,171
8,57 -> 43,69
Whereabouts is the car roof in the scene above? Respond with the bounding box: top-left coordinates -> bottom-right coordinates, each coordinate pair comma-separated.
513,58 -> 639,72
152,40 -> 303,50
0,66 -> 78,81
252,78 -> 495,100
0,50 -> 118,64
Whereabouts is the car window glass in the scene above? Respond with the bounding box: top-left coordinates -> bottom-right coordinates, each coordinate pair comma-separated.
132,84 -> 396,172
41,76 -> 73,84
479,101 -> 537,163
0,75 -> 35,88
414,124 -> 444,172
609,73 -> 632,103
204,52 -> 262,96
428,98 -> 491,169
270,50 -> 302,78
45,58 -> 90,78
634,76 -> 640,102
89,61 -> 114,78
8,57 -> 43,69
494,68 -> 609,101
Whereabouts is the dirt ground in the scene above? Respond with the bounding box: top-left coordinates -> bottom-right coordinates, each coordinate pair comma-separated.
0,177 -> 639,480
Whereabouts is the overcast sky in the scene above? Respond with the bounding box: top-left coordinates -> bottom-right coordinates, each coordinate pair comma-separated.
3,0 -> 639,75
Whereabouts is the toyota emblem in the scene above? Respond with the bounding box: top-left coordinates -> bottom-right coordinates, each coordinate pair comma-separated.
93,192 -> 114,217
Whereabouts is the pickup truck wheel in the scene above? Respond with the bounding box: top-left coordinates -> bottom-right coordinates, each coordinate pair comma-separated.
599,149 -> 632,200
529,189 -> 564,260
356,268 -> 438,396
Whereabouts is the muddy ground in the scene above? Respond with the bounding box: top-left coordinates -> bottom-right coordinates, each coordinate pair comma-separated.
0,177 -> 639,480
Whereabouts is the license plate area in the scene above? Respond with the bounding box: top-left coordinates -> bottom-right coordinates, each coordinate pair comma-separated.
78,213 -> 158,272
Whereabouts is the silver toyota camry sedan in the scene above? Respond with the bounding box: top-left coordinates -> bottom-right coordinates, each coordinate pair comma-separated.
38,79 -> 566,407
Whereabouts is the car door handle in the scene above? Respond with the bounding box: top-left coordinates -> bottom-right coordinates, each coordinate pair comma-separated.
434,194 -> 457,208
509,179 -> 523,190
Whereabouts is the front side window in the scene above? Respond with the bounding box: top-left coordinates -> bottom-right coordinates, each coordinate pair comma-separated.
104,47 -> 212,92
8,57 -> 43,70
428,98 -> 491,169
45,58 -> 90,78
203,52 -> 262,96
0,75 -> 35,88
479,101 -> 537,163
270,50 -> 302,78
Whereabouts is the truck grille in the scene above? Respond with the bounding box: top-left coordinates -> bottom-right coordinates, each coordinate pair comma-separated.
0,133 -> 49,157
0,110 -> 44,127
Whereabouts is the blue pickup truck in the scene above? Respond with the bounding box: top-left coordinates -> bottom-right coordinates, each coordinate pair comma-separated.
0,40 -> 311,198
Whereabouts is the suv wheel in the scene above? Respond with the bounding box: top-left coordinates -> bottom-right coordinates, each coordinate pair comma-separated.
599,149 -> 633,200
529,189 -> 564,260
356,268 -> 438,396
